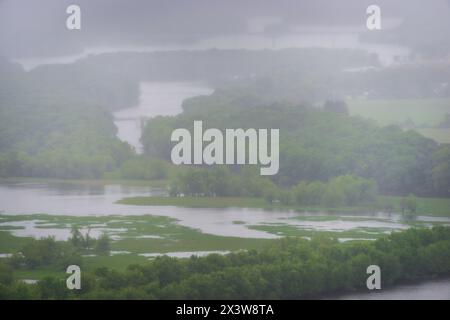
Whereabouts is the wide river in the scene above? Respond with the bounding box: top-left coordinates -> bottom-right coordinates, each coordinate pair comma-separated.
331,278 -> 450,300
0,180 -> 449,299
5,35 -> 448,298
113,82 -> 213,153
1,180 -> 449,240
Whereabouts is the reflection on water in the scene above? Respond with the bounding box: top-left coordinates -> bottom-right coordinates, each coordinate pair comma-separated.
1,181 -> 449,239
1,181 -> 449,298
334,278 -> 450,300
0,220 -> 105,241
113,82 -> 213,153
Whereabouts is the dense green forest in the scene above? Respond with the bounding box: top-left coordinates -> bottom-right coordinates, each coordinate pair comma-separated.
30,49 -> 450,102
1,49 -> 450,197
0,58 -> 169,179
1,1 -> 449,302
142,91 -> 450,197
168,167 -> 378,208
0,227 -> 449,299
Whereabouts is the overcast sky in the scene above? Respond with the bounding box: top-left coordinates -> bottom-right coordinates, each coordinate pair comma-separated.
0,0 -> 449,58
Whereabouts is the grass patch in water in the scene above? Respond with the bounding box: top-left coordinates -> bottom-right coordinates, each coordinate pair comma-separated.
0,231 -> 33,252
379,196 -> 450,217
118,195 -> 450,217
248,224 -> 389,239
117,196 -> 267,208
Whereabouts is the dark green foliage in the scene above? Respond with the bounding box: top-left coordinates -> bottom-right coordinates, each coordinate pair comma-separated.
2,227 -> 449,299
323,100 -> 349,115
169,167 -> 377,208
401,194 -> 418,215
432,145 -> 450,195
0,59 -> 169,180
16,237 -> 81,269
95,233 -> 111,256
142,93 -> 447,196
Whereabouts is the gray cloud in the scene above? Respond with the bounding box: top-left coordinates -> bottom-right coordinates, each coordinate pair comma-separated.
0,0 -> 449,58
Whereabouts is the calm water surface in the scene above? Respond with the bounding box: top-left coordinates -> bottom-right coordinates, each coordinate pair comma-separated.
1,181 -> 448,239
113,82 -> 213,153
334,278 -> 450,300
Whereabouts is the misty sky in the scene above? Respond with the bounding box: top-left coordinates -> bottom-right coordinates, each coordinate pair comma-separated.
0,0 -> 449,58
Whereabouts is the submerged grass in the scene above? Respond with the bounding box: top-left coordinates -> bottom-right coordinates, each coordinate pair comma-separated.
118,195 -> 450,217
0,213 -> 272,278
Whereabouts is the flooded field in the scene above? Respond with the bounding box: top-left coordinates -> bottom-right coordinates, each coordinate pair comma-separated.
1,181 -> 449,242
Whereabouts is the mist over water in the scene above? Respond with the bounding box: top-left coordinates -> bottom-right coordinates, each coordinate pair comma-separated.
0,182 -> 448,239
15,27 -> 410,70
1,0 -> 450,300
2,0 -> 449,60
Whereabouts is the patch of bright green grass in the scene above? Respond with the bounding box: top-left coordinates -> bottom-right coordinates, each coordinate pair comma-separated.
347,98 -> 450,127
14,267 -> 67,281
0,213 -> 271,258
415,128 -> 450,144
0,231 -> 33,252
0,213 -> 275,279
82,254 -> 150,272
248,224 -> 387,240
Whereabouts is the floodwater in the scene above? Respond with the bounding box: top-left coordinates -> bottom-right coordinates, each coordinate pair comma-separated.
334,278 -> 450,300
1,181 -> 449,240
1,181 -> 449,299
113,82 -> 213,153
3,24 -> 447,299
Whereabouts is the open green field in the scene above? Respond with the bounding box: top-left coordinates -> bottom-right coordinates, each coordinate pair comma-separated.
416,128 -> 450,144
347,98 -> 450,127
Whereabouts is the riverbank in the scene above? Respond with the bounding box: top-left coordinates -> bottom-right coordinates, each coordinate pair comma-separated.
117,195 -> 450,217
1,227 -> 449,299
328,277 -> 450,300
0,177 -> 168,188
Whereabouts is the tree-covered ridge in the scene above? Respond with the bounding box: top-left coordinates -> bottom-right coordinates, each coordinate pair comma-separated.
142,90 -> 449,196
1,49 -> 449,192
0,227 -> 449,299
0,58 -> 139,178
29,49 -> 450,102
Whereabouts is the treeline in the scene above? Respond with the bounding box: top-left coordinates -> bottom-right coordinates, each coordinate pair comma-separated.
142,93 -> 450,197
2,52 -> 450,189
2,227 -> 111,273
0,58 -> 169,180
35,49 -> 450,101
289,175 -> 377,207
1,227 -> 449,299
169,166 -> 377,208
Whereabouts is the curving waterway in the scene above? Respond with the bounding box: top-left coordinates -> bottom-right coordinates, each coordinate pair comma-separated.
113,82 -> 213,153
0,180 -> 449,299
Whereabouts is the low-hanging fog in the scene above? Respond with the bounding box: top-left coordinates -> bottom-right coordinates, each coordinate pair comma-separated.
0,0 -> 449,59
